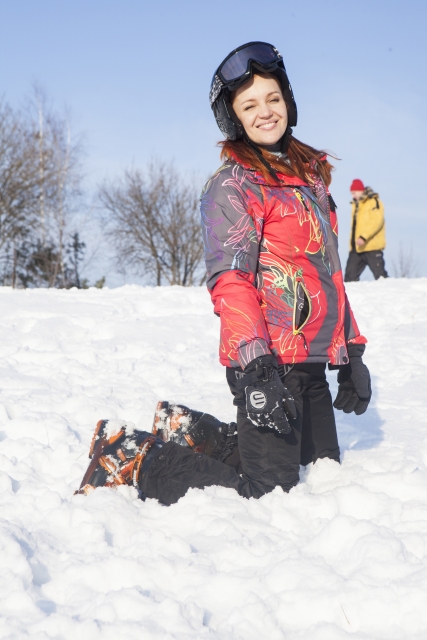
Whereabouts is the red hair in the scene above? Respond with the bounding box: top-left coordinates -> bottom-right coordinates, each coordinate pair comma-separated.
219,136 -> 335,187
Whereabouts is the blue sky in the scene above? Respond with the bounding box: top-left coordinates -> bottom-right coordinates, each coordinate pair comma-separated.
1,0 -> 426,282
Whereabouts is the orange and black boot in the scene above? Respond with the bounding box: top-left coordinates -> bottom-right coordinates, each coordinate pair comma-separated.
152,401 -> 237,461
75,419 -> 164,497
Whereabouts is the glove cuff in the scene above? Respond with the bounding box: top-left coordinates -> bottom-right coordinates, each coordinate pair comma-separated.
244,354 -> 278,373
347,343 -> 366,358
236,355 -> 278,391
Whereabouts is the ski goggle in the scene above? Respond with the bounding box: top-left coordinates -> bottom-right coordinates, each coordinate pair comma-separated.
217,42 -> 282,84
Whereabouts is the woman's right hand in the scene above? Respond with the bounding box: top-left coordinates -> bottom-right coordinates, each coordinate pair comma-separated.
236,355 -> 297,434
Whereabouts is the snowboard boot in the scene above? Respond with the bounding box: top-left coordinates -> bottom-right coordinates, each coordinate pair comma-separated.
75,419 -> 164,497
152,401 -> 237,462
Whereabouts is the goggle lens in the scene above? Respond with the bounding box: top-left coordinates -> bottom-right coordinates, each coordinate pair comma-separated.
220,43 -> 279,82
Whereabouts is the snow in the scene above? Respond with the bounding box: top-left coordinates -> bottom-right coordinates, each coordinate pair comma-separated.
104,419 -> 135,439
0,279 -> 427,639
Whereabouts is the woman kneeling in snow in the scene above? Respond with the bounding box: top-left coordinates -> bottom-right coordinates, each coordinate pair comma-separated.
77,42 -> 371,505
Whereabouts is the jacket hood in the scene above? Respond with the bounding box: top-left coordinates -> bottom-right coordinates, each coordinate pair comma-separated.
361,186 -> 379,201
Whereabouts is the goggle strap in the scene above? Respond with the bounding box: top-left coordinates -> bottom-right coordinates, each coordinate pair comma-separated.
209,74 -> 224,106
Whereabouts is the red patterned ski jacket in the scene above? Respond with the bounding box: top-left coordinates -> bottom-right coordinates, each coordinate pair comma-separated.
200,161 -> 366,368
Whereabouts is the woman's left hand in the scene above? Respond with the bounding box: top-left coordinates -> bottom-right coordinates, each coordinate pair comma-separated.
333,345 -> 372,415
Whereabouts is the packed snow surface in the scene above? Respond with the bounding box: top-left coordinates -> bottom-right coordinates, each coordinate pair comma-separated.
1,279 -> 427,639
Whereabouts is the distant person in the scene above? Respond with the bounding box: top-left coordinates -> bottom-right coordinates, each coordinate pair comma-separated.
344,179 -> 388,281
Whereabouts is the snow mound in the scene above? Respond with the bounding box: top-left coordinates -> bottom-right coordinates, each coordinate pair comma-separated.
0,280 -> 427,639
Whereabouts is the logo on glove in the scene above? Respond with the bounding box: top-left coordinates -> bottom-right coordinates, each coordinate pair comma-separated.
249,390 -> 267,410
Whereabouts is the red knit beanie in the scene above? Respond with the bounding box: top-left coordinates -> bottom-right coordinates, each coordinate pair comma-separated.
350,179 -> 365,191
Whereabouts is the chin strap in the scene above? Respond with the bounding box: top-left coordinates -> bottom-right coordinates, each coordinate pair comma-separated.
244,135 -> 281,183
244,127 -> 293,184
280,127 -> 293,153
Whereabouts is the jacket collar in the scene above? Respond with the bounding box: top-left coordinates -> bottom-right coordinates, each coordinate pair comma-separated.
228,156 -> 309,188
248,170 -> 309,188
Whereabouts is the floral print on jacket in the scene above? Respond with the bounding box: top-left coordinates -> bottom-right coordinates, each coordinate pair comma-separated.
200,162 -> 366,368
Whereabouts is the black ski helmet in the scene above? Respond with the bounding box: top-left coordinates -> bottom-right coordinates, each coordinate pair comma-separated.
210,41 -> 297,141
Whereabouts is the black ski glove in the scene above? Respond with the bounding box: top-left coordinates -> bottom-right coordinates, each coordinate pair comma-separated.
333,344 -> 371,415
236,355 -> 297,434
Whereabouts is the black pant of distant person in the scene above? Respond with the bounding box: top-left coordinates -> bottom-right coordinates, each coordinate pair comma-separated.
139,364 -> 340,505
344,250 -> 388,282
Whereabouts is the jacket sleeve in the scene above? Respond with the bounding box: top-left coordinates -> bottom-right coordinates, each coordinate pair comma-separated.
344,293 -> 367,346
359,198 -> 384,241
200,166 -> 271,368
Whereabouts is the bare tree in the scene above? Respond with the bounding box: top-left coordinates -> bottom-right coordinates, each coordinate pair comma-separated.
0,99 -> 41,285
35,88 -> 47,245
0,90 -> 87,288
99,161 -> 205,286
392,242 -> 419,278
26,86 -> 84,287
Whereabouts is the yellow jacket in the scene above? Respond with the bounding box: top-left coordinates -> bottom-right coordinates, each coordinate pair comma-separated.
350,187 -> 386,252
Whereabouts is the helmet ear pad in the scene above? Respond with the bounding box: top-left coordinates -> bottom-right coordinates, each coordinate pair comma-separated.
213,93 -> 244,141
269,68 -> 298,128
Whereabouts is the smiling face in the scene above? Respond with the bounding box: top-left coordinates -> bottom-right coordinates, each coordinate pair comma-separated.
231,73 -> 288,146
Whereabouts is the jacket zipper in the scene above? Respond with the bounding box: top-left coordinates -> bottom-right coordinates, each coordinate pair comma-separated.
292,280 -> 311,355
293,188 -> 310,213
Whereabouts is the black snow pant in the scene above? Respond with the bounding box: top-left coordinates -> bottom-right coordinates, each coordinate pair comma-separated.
139,364 -> 340,505
344,249 -> 388,281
